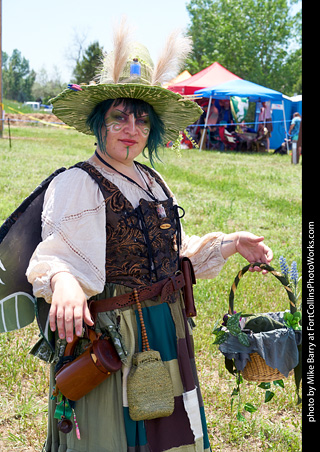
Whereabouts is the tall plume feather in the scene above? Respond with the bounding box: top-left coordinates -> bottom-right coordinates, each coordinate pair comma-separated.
151,30 -> 193,86
99,17 -> 133,83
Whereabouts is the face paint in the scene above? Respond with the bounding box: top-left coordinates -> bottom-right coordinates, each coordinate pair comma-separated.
105,110 -> 126,133
135,116 -> 151,137
105,109 -> 150,138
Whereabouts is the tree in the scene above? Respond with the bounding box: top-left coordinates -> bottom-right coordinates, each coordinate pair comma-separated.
71,41 -> 104,84
2,49 -> 36,101
32,67 -> 67,104
186,0 -> 302,95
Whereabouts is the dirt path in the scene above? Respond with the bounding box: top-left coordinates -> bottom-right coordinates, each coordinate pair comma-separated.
4,112 -> 63,124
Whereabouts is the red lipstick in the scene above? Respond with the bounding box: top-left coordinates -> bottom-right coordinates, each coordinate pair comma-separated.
120,139 -> 137,146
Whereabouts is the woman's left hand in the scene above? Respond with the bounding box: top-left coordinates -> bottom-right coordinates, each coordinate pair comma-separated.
221,231 -> 273,273
235,232 -> 273,272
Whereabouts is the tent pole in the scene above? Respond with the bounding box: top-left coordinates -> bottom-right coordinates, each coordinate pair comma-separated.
282,100 -> 289,154
199,95 -> 212,151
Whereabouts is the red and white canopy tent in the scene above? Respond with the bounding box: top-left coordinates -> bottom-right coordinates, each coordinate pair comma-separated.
167,62 -> 242,95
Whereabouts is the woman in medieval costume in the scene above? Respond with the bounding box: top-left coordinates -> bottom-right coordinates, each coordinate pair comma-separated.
26,22 -> 273,452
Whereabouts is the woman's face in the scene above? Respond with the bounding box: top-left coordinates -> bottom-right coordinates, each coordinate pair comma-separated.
102,101 -> 151,165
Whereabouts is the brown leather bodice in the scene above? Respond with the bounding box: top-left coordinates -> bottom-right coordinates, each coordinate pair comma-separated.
76,162 -> 182,289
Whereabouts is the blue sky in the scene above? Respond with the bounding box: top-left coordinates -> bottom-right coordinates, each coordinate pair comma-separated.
3,0 -> 191,82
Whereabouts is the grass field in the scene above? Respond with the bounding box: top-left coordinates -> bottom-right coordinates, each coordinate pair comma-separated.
0,124 -> 302,451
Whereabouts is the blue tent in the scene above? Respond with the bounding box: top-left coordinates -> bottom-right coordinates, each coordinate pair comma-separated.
194,79 -> 286,149
194,79 -> 283,102
290,95 -> 302,115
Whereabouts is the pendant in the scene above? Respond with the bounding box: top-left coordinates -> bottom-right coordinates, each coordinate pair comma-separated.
58,416 -> 73,434
54,396 -> 73,434
156,204 -> 167,219
156,203 -> 171,230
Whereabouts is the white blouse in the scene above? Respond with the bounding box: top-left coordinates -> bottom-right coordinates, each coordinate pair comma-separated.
26,158 -> 227,303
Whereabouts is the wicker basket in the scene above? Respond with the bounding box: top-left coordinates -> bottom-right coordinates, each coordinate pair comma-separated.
228,262 -> 297,383
241,352 -> 293,382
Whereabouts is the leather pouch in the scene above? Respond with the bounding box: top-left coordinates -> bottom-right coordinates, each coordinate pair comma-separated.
55,333 -> 122,401
181,256 -> 197,317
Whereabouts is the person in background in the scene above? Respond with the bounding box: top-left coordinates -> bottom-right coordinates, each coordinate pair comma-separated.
258,101 -> 273,151
296,117 -> 302,158
288,112 -> 301,142
218,99 -> 235,132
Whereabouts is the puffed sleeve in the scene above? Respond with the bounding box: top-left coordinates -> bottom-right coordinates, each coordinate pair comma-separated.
26,168 -> 106,303
180,228 -> 227,279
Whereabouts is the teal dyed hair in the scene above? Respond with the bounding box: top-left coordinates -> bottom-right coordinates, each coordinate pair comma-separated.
86,98 -> 165,166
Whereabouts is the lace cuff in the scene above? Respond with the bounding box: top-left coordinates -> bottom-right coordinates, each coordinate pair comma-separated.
27,262 -> 55,303
27,260 -> 104,304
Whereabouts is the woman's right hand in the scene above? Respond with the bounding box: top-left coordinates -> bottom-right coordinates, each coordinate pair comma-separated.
49,272 -> 94,343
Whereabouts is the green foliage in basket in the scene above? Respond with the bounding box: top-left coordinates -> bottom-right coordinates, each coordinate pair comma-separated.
283,311 -> 302,330
212,311 -> 250,347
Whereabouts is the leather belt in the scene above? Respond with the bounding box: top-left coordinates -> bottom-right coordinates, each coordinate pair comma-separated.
89,273 -> 185,319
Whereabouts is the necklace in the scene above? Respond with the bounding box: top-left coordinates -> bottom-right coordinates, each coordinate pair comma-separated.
94,150 -> 158,201
94,151 -> 171,229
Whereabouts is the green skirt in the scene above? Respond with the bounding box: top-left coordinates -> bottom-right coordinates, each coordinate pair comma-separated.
42,290 -> 211,452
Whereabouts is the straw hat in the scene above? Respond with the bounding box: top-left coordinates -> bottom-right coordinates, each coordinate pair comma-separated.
50,21 -> 203,145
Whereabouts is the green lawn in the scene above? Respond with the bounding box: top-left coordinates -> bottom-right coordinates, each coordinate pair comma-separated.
0,124 -> 302,451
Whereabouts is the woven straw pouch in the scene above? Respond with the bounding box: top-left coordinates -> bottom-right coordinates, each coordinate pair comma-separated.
126,290 -> 174,421
127,349 -> 174,421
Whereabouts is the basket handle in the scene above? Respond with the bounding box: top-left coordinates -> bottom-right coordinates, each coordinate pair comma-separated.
228,262 -> 296,316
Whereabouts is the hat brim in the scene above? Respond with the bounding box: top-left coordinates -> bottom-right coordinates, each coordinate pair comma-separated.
50,84 -> 203,144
